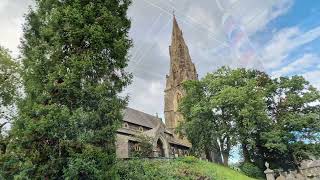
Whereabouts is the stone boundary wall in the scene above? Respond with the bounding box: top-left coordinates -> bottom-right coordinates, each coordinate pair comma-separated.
264,160 -> 320,180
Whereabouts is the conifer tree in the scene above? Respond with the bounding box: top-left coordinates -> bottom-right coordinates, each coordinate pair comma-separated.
0,46 -> 19,156
2,0 -> 132,178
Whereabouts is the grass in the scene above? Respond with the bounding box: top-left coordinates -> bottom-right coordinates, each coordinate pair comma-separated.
117,156 -> 257,180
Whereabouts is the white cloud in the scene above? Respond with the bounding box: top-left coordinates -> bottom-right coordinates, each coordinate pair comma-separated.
0,0 -> 9,11
125,77 -> 165,119
262,26 -> 320,70
0,0 -> 34,57
302,70 -> 320,90
272,54 -> 319,77
241,0 -> 294,34
2,0 -> 317,119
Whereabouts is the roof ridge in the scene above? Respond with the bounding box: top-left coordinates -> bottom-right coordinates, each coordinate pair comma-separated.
126,107 -> 160,120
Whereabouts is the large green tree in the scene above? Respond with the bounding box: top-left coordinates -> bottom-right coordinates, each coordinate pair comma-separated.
261,76 -> 320,169
179,67 -> 320,169
2,0 -> 132,179
179,67 -> 270,166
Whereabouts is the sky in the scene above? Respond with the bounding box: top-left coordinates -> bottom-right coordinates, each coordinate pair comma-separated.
1,0 -> 320,161
2,0 -> 320,117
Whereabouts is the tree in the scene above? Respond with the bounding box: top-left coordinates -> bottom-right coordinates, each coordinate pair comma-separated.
179,67 -> 320,170
0,46 -> 19,124
179,67 -> 269,166
177,80 -> 223,164
261,76 -> 320,169
2,0 -> 132,179
0,46 -> 19,155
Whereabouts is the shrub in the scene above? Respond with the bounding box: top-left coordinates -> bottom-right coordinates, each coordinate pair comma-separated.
240,162 -> 264,179
177,156 -> 199,164
131,135 -> 153,158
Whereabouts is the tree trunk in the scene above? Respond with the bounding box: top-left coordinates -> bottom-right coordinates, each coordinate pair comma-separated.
205,148 -> 213,162
242,143 -> 251,162
212,146 -> 223,164
222,152 -> 229,166
221,137 -> 231,166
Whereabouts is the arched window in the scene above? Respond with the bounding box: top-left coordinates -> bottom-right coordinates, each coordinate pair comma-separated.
134,144 -> 141,151
138,126 -> 144,132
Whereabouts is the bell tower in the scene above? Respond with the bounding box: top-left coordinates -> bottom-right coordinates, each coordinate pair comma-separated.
164,15 -> 198,131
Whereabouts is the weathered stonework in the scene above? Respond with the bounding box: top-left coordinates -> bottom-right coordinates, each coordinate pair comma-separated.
115,16 -> 196,159
164,15 -> 198,132
264,160 -> 320,180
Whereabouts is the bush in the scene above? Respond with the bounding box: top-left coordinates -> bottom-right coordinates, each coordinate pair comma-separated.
131,135 -> 153,158
177,156 -> 199,164
239,162 -> 264,179
117,160 -> 146,180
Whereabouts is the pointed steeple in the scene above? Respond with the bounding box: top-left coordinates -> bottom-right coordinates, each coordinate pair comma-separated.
171,14 -> 186,47
168,15 -> 197,85
164,15 -> 198,132
172,14 -> 181,40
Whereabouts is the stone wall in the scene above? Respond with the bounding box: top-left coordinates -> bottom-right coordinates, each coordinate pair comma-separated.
264,160 -> 320,180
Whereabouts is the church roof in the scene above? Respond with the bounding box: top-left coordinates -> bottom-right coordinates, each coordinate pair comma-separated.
119,107 -> 191,148
123,107 -> 162,129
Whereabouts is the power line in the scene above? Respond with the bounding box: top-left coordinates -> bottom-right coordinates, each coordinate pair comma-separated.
131,17 -> 172,72
131,12 -> 163,64
141,0 -> 230,48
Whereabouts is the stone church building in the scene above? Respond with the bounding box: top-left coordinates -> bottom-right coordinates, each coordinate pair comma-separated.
116,15 -> 198,158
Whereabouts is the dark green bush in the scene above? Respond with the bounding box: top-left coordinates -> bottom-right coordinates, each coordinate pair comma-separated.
240,162 -> 264,179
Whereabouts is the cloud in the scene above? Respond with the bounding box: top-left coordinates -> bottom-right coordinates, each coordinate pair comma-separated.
244,0 -> 293,34
262,26 -> 320,70
0,0 -> 34,57
0,0 -> 9,12
127,0 -> 299,116
272,54 -> 319,77
302,70 -> 320,90
1,0 -> 312,118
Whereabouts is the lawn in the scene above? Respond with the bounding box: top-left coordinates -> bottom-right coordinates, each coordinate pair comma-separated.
117,156 -> 257,180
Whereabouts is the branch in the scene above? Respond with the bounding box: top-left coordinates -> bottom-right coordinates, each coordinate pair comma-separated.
0,122 -> 8,129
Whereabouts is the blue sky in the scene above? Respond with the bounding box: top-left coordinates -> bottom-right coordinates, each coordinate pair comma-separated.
252,1 -> 320,79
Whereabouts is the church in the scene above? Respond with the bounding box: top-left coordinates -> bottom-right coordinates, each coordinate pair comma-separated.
116,15 -> 198,158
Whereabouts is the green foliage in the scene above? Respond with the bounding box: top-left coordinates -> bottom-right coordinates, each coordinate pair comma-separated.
261,75 -> 320,169
2,0 -> 132,179
177,156 -> 199,164
0,46 -> 19,156
117,158 -> 255,180
179,66 -> 320,170
0,46 -> 19,108
131,135 -> 154,158
239,162 -> 264,179
179,67 -> 270,165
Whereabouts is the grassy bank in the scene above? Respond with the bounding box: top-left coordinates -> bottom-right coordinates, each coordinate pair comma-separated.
117,156 -> 256,180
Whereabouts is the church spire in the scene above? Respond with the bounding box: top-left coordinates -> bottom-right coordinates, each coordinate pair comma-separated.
164,15 -> 198,132
172,14 -> 180,39
168,15 -> 197,85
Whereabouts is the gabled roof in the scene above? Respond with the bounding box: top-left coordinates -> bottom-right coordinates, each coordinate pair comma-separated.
123,107 -> 162,129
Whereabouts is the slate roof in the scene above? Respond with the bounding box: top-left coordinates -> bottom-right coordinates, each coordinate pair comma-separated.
119,107 -> 191,148
123,107 -> 162,129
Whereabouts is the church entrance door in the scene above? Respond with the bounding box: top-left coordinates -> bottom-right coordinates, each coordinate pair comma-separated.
156,139 -> 165,157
